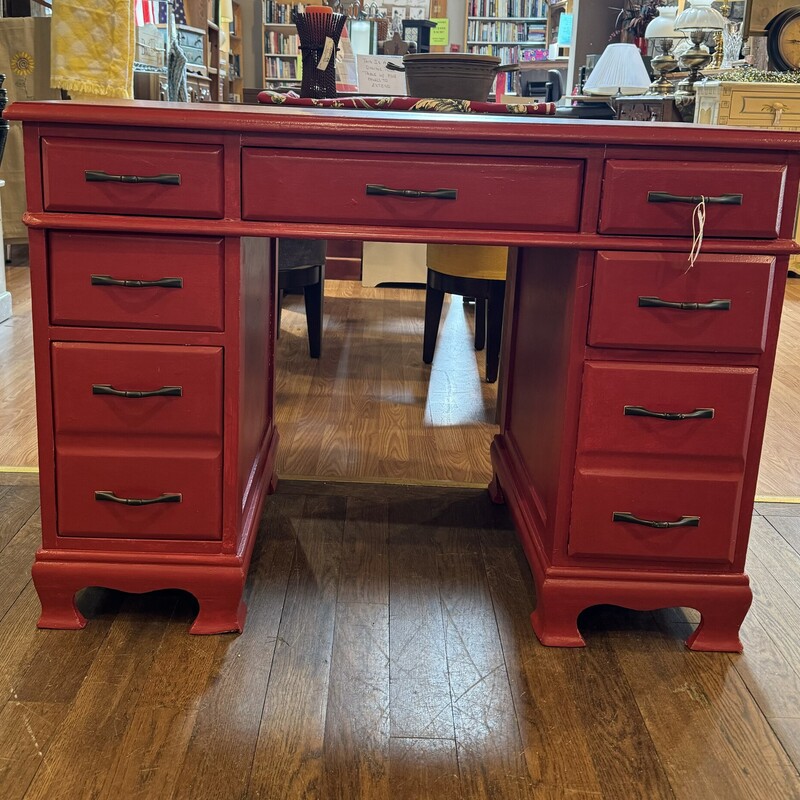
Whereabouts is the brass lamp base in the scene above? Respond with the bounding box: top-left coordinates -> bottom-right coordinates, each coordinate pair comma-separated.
648,43 -> 678,95
675,30 -> 713,96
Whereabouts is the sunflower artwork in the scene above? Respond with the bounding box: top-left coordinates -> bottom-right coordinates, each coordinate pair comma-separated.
10,50 -> 35,99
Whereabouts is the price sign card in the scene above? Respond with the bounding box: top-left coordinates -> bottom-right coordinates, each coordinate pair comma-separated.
356,54 -> 407,96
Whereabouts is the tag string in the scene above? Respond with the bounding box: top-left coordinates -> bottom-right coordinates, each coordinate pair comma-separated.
687,196 -> 706,271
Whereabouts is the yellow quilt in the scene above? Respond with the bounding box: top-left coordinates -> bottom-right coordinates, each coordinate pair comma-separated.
51,0 -> 134,99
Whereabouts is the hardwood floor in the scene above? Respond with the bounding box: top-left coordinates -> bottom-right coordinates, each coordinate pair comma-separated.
0,474 -> 798,799
2,265 -> 799,495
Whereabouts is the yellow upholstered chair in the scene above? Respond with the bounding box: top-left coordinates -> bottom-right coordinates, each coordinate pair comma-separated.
423,244 -> 508,383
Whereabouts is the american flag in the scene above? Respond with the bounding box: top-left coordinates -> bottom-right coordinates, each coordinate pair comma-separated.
135,0 -> 187,26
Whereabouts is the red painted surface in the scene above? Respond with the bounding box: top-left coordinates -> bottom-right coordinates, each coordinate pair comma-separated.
52,342 -> 223,438
599,160 -> 787,238
48,232 -> 225,331
589,252 -> 775,353
8,100 -> 800,648
576,362 -> 758,461
41,137 -> 225,218
241,149 -> 584,232
569,472 -> 742,563
56,449 -> 223,540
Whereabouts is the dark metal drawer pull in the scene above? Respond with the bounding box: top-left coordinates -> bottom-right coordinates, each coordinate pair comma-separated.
85,170 -> 181,185
638,296 -> 731,311
94,491 -> 182,506
92,384 -> 183,399
91,275 -> 183,289
647,191 -> 743,205
624,405 -> 714,421
612,512 -> 700,529
366,184 -> 457,200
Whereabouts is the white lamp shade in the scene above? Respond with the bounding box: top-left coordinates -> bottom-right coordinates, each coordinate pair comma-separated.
645,6 -> 687,39
583,43 -> 652,96
675,0 -> 726,32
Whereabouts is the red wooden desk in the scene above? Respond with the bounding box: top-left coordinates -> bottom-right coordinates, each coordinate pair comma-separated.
7,99 -> 800,651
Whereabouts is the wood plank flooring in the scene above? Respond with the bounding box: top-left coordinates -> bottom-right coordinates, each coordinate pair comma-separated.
0,473 -> 799,799
2,265 -> 800,495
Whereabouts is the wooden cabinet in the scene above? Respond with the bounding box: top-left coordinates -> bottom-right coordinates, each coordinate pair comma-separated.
8,101 -> 800,651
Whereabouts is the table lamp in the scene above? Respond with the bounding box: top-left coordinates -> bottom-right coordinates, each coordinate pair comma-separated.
645,5 -> 688,95
674,0 -> 726,95
583,43 -> 652,97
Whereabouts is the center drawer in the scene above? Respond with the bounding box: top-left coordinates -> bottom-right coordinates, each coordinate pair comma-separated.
241,148 -> 584,232
42,137 -> 224,218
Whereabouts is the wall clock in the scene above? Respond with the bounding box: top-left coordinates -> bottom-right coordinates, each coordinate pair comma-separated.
766,6 -> 800,69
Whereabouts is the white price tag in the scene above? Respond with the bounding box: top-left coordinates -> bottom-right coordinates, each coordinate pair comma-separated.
318,37 -> 335,71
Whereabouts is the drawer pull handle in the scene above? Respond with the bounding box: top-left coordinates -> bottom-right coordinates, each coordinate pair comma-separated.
647,191 -> 743,206
638,296 -> 731,311
91,275 -> 183,289
85,170 -> 181,185
624,405 -> 714,421
95,491 -> 182,506
92,384 -> 183,399
366,184 -> 457,200
613,512 -> 700,529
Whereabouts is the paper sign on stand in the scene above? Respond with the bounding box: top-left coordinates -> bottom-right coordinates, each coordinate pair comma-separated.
430,18 -> 449,46
356,54 -> 407,95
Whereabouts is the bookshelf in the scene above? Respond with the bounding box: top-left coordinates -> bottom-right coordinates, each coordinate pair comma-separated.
465,0 -> 549,95
262,1 -> 303,87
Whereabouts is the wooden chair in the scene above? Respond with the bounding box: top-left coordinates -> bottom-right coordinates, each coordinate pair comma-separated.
422,244 -> 508,383
277,238 -> 327,358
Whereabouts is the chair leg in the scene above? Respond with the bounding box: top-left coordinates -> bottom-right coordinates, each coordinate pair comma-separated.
303,266 -> 324,359
423,285 -> 446,364
485,283 -> 505,384
474,298 -> 486,351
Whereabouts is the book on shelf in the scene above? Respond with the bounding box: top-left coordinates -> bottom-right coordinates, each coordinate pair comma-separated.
467,20 -> 546,43
265,30 -> 299,55
264,55 -> 300,79
263,1 -> 304,24
467,0 -> 545,18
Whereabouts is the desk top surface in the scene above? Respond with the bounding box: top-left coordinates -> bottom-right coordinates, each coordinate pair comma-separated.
8,99 -> 800,153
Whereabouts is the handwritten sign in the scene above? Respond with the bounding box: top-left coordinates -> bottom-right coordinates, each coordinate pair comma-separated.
430,18 -> 449,47
557,13 -> 573,47
356,54 -> 407,96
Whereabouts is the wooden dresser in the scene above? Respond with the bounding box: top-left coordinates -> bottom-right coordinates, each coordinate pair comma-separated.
7,100 -> 800,650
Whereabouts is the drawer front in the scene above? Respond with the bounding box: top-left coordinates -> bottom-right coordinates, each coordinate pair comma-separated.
569,471 -> 741,563
182,45 -> 205,66
577,362 -> 757,462
52,343 -> 223,439
723,85 -> 800,129
241,149 -> 584,232
56,451 -> 222,540
177,30 -> 205,50
49,232 -> 225,331
599,159 -> 786,238
42,137 -> 224,218
588,251 -> 774,353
